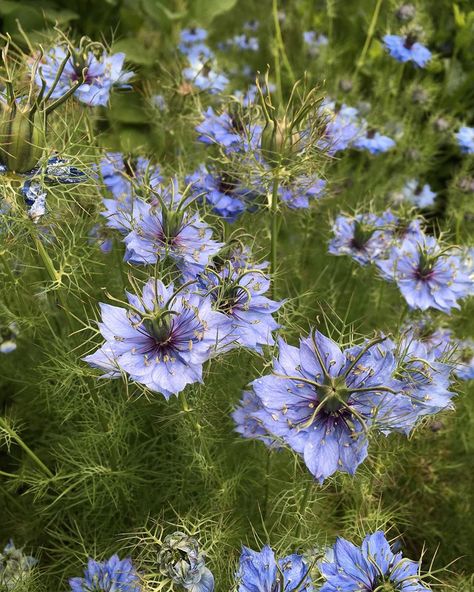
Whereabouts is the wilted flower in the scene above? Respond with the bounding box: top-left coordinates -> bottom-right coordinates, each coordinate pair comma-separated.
353,129 -> 395,154
401,180 -> 436,208
84,279 -> 230,398
158,531 -> 214,592
319,531 -> 430,592
69,554 -> 140,592
383,33 -> 432,67
0,540 -> 37,590
376,234 -> 473,313
244,331 -> 414,482
455,126 -> 474,154
0,323 -> 19,354
21,181 -> 47,222
236,545 -> 313,592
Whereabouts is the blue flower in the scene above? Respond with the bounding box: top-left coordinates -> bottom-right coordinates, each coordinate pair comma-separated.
198,263 -> 281,353
383,34 -> 432,67
37,46 -> 133,107
0,540 -> 37,589
186,165 -> 246,221
236,545 -> 313,592
318,101 -> 361,153
319,531 -> 430,592
303,31 -> 328,56
84,279 -> 230,398
328,212 -> 393,265
21,181 -> 47,223
0,323 -> 19,354
245,331 -> 413,482
353,129 -> 396,153
455,341 -> 474,380
69,554 -> 140,591
279,176 -> 326,209
180,27 -> 208,46
182,54 -> 228,94
232,390 -> 279,447
196,107 -> 261,153
123,185 -> 223,280
400,180 -> 436,208
376,234 -> 473,313
455,126 -> 474,154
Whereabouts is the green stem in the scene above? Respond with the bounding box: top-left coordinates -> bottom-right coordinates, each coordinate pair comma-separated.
295,478 -> 314,539
0,417 -> 54,478
262,450 -> 272,521
272,0 -> 295,95
355,0 -> 384,74
270,175 -> 280,297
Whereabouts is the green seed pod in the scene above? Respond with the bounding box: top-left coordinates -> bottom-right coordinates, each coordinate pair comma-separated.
0,104 -> 46,174
261,115 -> 301,167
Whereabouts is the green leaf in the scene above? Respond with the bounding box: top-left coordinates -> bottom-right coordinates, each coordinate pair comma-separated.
112,38 -> 157,66
108,93 -> 150,124
189,0 -> 237,25
141,0 -> 187,21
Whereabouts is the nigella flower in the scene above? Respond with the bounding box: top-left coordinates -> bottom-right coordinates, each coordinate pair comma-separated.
455,126 -> 474,154
303,31 -> 329,56
196,107 -> 261,154
328,212 -> 393,265
279,175 -> 326,209
180,27 -> 208,47
37,44 -> 134,107
186,165 -> 246,222
158,531 -> 214,592
0,540 -> 37,590
236,545 -> 313,591
69,554 -> 140,592
229,34 -> 259,51
383,33 -> 432,67
401,180 -> 436,208
84,279 -> 230,398
353,128 -> 396,154
198,263 -> 281,353
376,234 -> 473,313
0,323 -> 19,354
182,53 -> 228,94
317,101 -> 361,154
245,331 -> 413,482
319,531 -> 430,592
232,390 -> 279,448
123,185 -> 223,280
454,340 -> 474,380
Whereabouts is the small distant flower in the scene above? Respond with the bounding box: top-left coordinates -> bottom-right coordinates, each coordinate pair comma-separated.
182,54 -> 228,94
383,33 -> 432,67
328,212 -> 393,265
223,34 -> 259,51
353,128 -> 395,154
0,540 -> 37,590
186,165 -> 246,221
376,234 -> 473,313
318,101 -> 361,153
84,279 -> 230,398
455,341 -> 474,380
401,180 -> 436,208
152,94 -> 167,111
236,545 -> 313,592
455,126 -> 474,154
244,331 -> 413,482
396,3 -> 416,21
279,176 -> 326,209
180,27 -> 208,46
303,31 -> 329,56
0,323 -> 19,354
21,181 -> 47,222
319,531 -> 430,592
37,45 -> 134,107
198,263 -> 281,353
158,531 -> 214,592
69,554 -> 140,592
243,20 -> 259,32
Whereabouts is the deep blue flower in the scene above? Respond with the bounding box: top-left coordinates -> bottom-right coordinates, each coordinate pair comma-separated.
0,540 -> 37,589
198,263 -> 281,353
236,545 -> 313,592
84,279 -> 230,398
383,34 -> 432,67
401,180 -> 436,208
319,531 -> 430,592
279,176 -> 326,209
455,126 -> 474,154
328,212 -> 394,265
37,46 -> 133,107
376,234 -> 473,313
186,165 -> 246,221
180,27 -> 208,46
196,107 -> 261,154
353,129 -> 395,154
246,331 -> 413,482
69,554 -> 140,591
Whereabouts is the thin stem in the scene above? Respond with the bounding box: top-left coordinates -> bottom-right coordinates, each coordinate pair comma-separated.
272,0 -> 295,90
270,174 -> 279,297
262,449 -> 272,521
0,417 -> 54,478
295,478 -> 314,539
355,0 -> 384,75
271,0 -> 283,105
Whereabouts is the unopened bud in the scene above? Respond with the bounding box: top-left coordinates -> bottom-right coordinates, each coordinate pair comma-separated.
261,115 -> 301,166
0,104 -> 46,173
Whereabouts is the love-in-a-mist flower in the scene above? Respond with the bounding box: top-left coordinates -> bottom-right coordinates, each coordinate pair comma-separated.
186,165 -> 246,222
328,212 -> 393,265
182,51 -> 228,94
303,31 -> 329,56
317,101 -> 361,154
376,234 -> 473,313
455,126 -> 474,154
383,33 -> 432,67
401,180 -> 436,208
353,128 -> 396,154
158,531 -> 214,592
245,331 -> 413,482
0,540 -> 37,589
124,184 -> 223,280
84,279 -> 230,398
319,531 -> 431,592
37,42 -> 133,107
278,176 -> 326,209
236,545 -> 313,592
69,554 -> 140,592
232,390 -> 279,448
198,263 -> 281,353
196,107 -> 261,154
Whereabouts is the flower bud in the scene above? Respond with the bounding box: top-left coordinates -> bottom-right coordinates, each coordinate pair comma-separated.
261,115 -> 301,166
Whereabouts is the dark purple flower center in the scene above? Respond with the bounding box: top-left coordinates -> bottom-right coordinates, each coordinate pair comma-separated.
404,32 -> 418,49
414,184 -> 423,196
351,220 -> 375,250
366,128 -> 376,139
217,174 -> 236,195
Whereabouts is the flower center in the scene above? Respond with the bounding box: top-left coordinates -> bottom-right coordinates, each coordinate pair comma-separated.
373,576 -> 399,592
143,317 -> 171,344
403,32 -> 418,49
319,376 -> 350,413
351,220 -> 375,250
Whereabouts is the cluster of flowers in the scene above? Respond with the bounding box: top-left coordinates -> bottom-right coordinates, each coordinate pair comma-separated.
329,211 -> 473,314
8,530 -> 432,592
